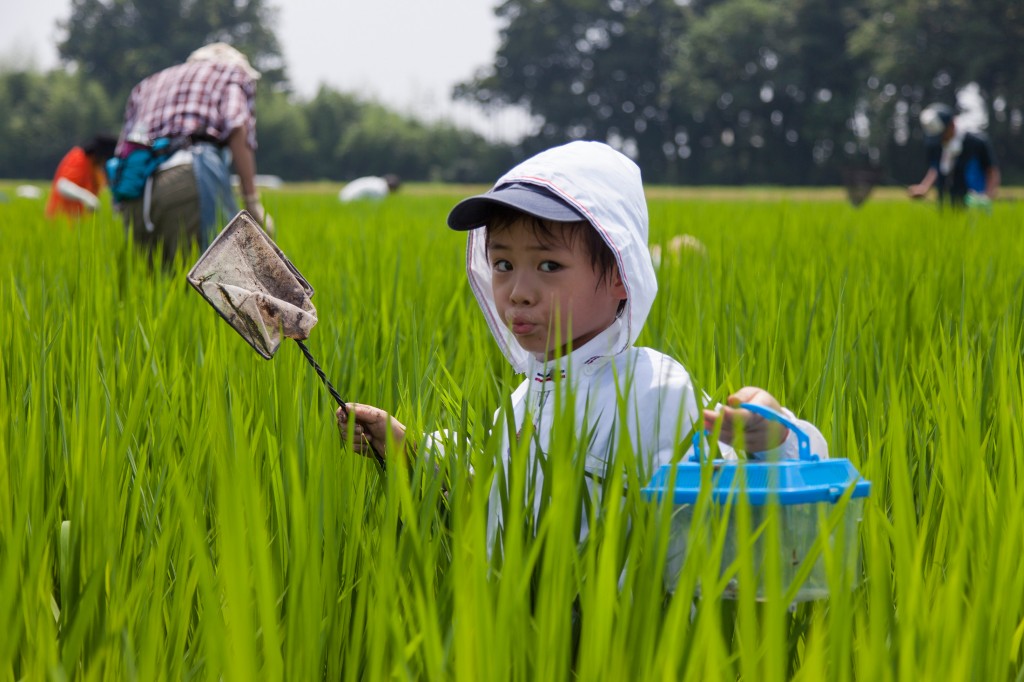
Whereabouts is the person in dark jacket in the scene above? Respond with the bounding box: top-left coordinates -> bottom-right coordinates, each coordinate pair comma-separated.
908,103 -> 1000,208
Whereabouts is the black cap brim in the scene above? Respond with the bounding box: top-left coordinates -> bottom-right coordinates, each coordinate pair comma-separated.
447,182 -> 585,231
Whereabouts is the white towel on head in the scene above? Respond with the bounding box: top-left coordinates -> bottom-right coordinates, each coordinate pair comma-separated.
187,42 -> 260,80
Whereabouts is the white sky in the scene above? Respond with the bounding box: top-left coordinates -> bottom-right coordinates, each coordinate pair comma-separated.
1,0 -> 536,141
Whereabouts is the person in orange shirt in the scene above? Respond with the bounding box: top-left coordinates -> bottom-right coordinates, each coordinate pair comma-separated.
45,134 -> 117,220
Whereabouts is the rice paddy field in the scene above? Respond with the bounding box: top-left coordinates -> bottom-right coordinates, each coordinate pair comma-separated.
2,183 -> 1024,680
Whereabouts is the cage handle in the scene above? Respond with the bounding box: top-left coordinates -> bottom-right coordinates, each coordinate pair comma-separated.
690,402 -> 817,463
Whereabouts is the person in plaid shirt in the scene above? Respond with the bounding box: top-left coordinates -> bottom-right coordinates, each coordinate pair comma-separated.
113,43 -> 274,263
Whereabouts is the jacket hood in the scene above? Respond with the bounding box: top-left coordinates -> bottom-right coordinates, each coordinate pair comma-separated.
462,140 -> 657,374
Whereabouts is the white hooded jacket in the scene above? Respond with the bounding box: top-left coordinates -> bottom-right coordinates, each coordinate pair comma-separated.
457,141 -> 828,545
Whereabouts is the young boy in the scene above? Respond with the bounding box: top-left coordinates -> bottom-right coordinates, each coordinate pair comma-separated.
338,141 -> 827,537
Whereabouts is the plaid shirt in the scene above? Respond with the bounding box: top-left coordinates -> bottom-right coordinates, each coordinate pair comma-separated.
117,59 -> 257,154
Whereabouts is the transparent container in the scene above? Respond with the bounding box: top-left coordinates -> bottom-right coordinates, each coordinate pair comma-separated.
642,403 -> 871,602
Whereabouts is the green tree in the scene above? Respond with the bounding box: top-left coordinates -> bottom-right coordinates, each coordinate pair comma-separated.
667,0 -> 869,184
57,0 -> 287,101
0,69 -> 119,179
334,104 -> 459,182
302,88 -> 368,180
254,89 -> 315,181
667,0 -> 796,183
455,0 -> 686,181
457,0 -> 876,184
258,85 -> 512,183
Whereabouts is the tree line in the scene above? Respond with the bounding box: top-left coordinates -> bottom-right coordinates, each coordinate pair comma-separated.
2,0 -> 1021,185
456,0 -> 1024,186
0,68 -> 518,184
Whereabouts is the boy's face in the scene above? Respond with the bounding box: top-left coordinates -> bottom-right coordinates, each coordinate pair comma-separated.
487,217 -> 626,359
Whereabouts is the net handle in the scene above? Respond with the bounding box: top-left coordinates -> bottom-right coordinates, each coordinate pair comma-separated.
294,339 -> 385,470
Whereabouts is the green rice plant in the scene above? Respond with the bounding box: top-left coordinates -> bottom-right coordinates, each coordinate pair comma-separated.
1,190 -> 1023,680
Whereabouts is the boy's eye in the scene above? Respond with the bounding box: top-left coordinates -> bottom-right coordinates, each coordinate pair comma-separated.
539,261 -> 563,273
493,259 -> 512,273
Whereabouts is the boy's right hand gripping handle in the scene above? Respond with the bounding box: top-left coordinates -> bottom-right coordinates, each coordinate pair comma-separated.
690,402 -> 817,462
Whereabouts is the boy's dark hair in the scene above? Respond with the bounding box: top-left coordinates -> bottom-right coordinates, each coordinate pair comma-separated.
484,205 -> 620,287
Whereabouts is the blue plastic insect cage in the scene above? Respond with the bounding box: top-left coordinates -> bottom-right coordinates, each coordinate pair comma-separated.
641,402 -> 871,602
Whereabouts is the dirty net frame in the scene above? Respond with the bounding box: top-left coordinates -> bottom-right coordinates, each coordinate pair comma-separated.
186,210 -> 384,468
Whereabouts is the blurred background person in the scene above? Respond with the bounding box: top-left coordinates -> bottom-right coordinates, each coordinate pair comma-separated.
45,134 -> 117,221
338,174 -> 401,202
111,42 -> 273,264
908,103 -> 1000,208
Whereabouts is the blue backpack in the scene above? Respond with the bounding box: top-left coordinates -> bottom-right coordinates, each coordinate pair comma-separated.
105,137 -> 174,203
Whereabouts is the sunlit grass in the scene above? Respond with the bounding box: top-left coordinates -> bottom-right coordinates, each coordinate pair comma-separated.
1,189 -> 1023,679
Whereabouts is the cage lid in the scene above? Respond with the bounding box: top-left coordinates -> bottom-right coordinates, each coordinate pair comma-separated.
641,458 -> 872,505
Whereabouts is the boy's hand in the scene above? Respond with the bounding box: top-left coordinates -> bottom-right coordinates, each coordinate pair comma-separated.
336,403 -> 407,461
702,386 -> 789,452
